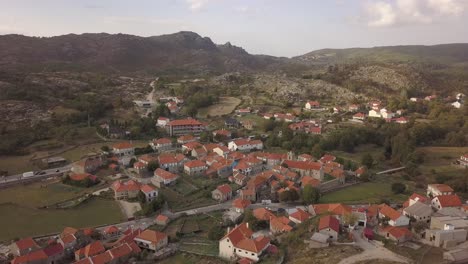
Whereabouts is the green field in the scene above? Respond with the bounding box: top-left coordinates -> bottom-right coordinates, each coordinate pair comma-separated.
0,198 -> 122,242
417,146 -> 468,178
197,96 -> 241,118
0,181 -> 101,208
321,181 -> 408,204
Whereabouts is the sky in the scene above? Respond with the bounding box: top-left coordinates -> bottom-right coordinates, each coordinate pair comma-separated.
1,0 -> 468,57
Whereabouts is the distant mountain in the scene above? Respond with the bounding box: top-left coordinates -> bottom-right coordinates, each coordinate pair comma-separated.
0,31 -> 284,74
294,44 -> 468,65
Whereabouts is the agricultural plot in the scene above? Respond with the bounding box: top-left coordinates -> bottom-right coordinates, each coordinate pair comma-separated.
197,97 -> 241,118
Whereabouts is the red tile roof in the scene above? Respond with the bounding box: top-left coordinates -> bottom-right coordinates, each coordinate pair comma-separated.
70,173 -> 97,182
379,204 -> 402,221
184,160 -> 206,168
155,138 -> 171,144
135,230 -> 167,244
313,203 -> 352,216
301,176 -> 320,187
283,160 -> 322,171
236,236 -> 270,253
90,251 -> 113,264
168,119 -> 203,126
177,134 -> 195,142
14,237 -> 39,252
270,216 -> 293,233
216,184 -> 232,195
156,214 -> 169,223
112,180 -> 140,192
289,208 -> 311,222
253,208 -> 275,221
232,198 -> 251,209
75,241 -> 105,258
43,243 -> 63,257
11,250 -> 48,264
435,194 -> 462,208
103,226 -> 119,234
113,142 -> 133,150
382,226 -> 413,239
222,223 -> 253,246
140,184 -> 156,194
318,215 -> 340,233
154,168 -> 178,180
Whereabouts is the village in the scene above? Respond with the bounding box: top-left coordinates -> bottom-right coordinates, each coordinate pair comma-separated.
1,87 -> 467,264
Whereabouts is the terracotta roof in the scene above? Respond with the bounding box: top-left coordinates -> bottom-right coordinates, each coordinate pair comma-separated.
178,134 -> 195,142
90,251 -> 113,264
183,141 -> 202,150
434,194 -> 462,208
112,180 -> 140,192
216,184 -> 232,195
61,234 -> 76,244
318,215 -> 340,233
62,226 -> 79,236
135,230 -> 167,244
14,237 -> 39,251
379,204 -> 402,221
236,236 -> 270,253
156,214 -> 169,223
232,198 -> 251,209
113,142 -> 133,150
301,176 -> 320,187
382,226 -> 413,239
109,243 -> 132,259
11,250 -> 48,264
184,160 -> 206,169
140,184 -> 156,194
70,173 -> 97,182
168,119 -> 203,126
154,168 -> 178,180
283,160 -> 322,171
75,241 -> 105,258
320,154 -> 336,163
233,139 -> 262,146
270,216 -> 293,232
289,208 -> 311,222
43,243 -> 63,257
74,258 -> 94,264
253,208 -> 275,221
238,257 -> 255,264
133,161 -> 146,169
409,193 -> 427,203
313,203 -> 352,216
353,112 -> 366,118
222,223 -> 253,246
213,129 -> 231,136
307,101 -> 320,106
158,154 -> 178,164
103,226 -> 119,234
429,184 -> 454,193
155,138 -> 171,145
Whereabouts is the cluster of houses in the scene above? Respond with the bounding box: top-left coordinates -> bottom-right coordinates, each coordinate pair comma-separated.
215,182 -> 468,263
10,222 -> 171,264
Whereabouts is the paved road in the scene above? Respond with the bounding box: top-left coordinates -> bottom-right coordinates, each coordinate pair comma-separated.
0,165 -> 72,187
338,229 -> 409,264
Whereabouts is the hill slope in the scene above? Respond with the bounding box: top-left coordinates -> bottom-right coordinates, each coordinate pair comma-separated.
294,44 -> 468,65
0,31 -> 284,74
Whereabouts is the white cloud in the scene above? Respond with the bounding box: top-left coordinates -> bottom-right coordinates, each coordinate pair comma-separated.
363,0 -> 467,27
186,0 -> 212,11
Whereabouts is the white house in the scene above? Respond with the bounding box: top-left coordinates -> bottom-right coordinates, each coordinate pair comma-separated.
427,184 -> 454,197
305,101 -> 320,110
379,205 -> 410,227
431,195 -> 462,211
219,223 -> 270,262
368,109 -> 381,118
318,215 -> 340,241
403,201 -> 432,223
156,117 -> 170,127
228,139 -> 263,152
380,109 -> 394,119
134,230 -> 168,251
112,142 -> 135,166
140,184 -> 158,202
150,138 -> 172,151
152,168 -> 179,187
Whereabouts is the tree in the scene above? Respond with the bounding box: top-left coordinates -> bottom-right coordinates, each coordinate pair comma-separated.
391,182 -> 406,194
361,153 -> 374,169
147,161 -> 159,172
343,213 -> 359,226
302,185 -> 320,204
413,221 -> 428,233
101,145 -> 110,152
129,158 -> 136,167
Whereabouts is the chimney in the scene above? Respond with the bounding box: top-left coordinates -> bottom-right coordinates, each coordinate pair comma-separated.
227,227 -> 230,233
246,222 -> 249,229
